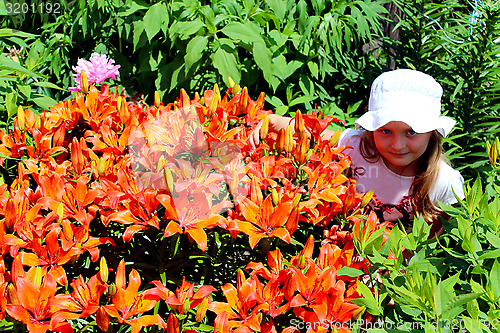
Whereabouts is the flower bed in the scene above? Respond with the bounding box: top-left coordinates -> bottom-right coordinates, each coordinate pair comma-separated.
0,82 -> 392,332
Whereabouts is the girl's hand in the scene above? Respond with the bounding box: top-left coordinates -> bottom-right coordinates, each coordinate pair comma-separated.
248,117 -> 264,149
247,114 -> 292,149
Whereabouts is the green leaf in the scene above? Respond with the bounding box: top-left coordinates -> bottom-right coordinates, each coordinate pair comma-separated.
336,266 -> 364,278
466,298 -> 480,321
31,81 -> 63,90
0,28 -> 37,38
268,30 -> 288,49
0,55 -> 44,78
143,2 -> 169,41
265,0 -> 286,21
288,94 -> 316,107
170,20 -> 205,40
5,92 -> 17,118
211,40 -> 240,87
490,259 -> 500,301
307,61 -> 319,79
252,42 -> 273,78
18,85 -> 31,99
185,36 -> 208,72
221,21 -> 264,44
477,248 -> 500,260
486,231 -> 500,248
351,280 -> 380,315
441,293 -> 483,320
31,94 -> 58,110
133,21 -> 147,52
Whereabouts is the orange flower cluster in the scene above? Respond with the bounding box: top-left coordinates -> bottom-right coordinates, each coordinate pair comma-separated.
0,82 -> 392,332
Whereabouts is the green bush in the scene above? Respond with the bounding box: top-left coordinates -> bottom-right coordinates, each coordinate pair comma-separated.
0,0 -> 389,123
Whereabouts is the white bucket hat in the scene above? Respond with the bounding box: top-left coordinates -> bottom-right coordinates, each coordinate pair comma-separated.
355,69 -> 456,137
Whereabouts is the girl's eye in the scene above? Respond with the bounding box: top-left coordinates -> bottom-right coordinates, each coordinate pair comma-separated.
408,130 -> 416,136
381,129 -> 391,134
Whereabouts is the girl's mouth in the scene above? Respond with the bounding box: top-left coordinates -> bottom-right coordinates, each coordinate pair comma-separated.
390,152 -> 408,157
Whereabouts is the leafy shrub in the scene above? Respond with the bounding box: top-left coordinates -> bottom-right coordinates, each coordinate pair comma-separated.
360,143 -> 500,332
1,0 -> 389,125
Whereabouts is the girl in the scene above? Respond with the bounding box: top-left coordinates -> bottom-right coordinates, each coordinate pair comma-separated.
248,69 -> 465,234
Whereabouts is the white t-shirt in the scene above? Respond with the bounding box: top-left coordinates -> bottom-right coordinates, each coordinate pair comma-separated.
338,129 -> 465,224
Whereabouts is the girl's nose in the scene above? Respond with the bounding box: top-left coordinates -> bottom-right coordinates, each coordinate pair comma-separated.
391,136 -> 406,150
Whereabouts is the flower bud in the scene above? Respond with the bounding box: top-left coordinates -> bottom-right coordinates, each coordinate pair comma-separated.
100,257 -> 109,283
57,202 -> 64,224
228,77 -> 240,93
96,308 -> 109,332
7,284 -> 18,304
305,149 -> 314,163
97,157 -> 106,176
17,106 -> 25,131
276,128 -> 285,154
297,135 -> 308,164
32,266 -> 43,288
294,110 -> 305,139
107,283 -> 117,297
260,115 -> 269,141
292,193 -> 302,208
360,190 -> 374,208
154,91 -> 161,108
119,97 -> 129,123
250,176 -> 263,205
271,188 -> 279,206
329,129 -> 342,146
297,254 -> 306,269
488,139 -> 499,167
195,297 -> 209,322
80,70 -> 89,94
163,167 -> 174,194
231,169 -> 239,194
34,115 -> 41,130
208,92 -> 219,115
182,299 -> 191,314
284,125 -> 293,154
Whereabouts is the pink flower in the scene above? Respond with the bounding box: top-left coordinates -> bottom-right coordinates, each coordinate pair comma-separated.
69,52 -> 121,91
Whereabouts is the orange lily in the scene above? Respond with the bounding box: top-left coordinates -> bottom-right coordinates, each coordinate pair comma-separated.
6,273 -> 74,333
159,191 -> 229,251
151,277 -> 216,314
18,230 -> 80,286
102,260 -> 166,333
235,193 -> 294,249
209,272 -> 263,332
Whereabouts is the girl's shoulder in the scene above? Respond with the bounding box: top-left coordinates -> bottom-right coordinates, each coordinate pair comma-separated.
430,160 -> 465,204
338,128 -> 365,146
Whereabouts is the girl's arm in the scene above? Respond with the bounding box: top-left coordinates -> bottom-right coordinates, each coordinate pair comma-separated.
248,114 -> 337,148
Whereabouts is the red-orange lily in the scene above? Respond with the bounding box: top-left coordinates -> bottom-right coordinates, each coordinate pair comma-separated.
102,260 -> 166,333
151,277 -> 216,314
235,193 -> 294,249
6,273 -> 75,333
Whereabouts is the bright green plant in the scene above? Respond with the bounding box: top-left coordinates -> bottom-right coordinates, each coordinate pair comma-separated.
358,171 -> 500,332
0,0 -> 389,125
0,29 -> 61,126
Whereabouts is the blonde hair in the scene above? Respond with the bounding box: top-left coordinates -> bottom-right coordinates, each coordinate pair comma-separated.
359,130 -> 444,223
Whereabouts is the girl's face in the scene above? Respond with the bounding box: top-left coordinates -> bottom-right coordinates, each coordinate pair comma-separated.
372,121 -> 432,176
